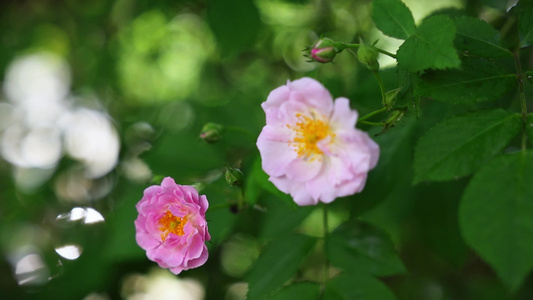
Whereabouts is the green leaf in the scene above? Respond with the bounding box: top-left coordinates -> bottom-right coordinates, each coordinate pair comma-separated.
395,69 -> 420,111
245,156 -> 267,205
415,181 -> 469,267
205,200 -> 238,245
397,15 -> 460,71
415,58 -> 517,105
269,282 -> 320,300
326,220 -> 406,276
459,151 -> 533,291
480,0 -> 507,10
413,109 -> 521,183
372,0 -> 416,40
246,233 -> 317,299
323,272 -> 396,300
207,0 -> 261,58
359,162 -> 417,249
454,17 -> 512,57
260,197 -> 315,239
351,119 -> 416,215
516,0 -> 533,47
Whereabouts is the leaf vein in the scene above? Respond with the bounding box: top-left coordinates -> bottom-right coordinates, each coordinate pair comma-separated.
456,32 -> 512,56
375,2 -> 412,38
420,114 -> 518,179
418,73 -> 516,94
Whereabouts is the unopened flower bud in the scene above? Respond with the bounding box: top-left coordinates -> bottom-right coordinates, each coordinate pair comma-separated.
357,39 -> 379,71
225,167 -> 244,187
200,123 -> 224,143
307,38 -> 346,63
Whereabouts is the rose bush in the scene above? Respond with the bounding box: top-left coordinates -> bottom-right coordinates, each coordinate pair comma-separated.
134,177 -> 211,274
256,77 -> 379,205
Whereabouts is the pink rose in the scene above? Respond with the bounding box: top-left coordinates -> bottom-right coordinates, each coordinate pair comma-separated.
256,77 -> 379,206
134,177 -> 211,274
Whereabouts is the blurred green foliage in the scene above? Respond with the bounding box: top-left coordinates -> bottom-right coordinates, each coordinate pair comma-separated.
0,0 -> 533,300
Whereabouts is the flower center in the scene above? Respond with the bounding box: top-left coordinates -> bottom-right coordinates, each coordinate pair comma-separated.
158,210 -> 188,241
287,112 -> 334,159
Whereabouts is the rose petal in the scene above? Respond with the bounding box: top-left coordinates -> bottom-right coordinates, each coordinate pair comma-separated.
184,246 -> 208,269
256,77 -> 380,206
291,182 -> 318,206
285,157 -> 323,182
186,234 -> 204,260
305,176 -> 336,203
262,84 -> 290,111
135,233 -> 160,250
360,132 -> 380,169
169,266 -> 185,275
134,178 -> 210,274
278,99 -> 311,126
288,77 -> 333,114
198,195 -> 209,215
336,172 -> 368,196
161,177 -> 177,188
324,155 -> 354,186
268,176 -> 292,194
257,129 -> 297,177
330,97 -> 358,129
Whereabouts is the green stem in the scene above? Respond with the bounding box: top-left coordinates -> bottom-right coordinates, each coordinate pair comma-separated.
358,107 -> 387,122
322,204 -> 330,289
354,71 -> 388,127
238,188 -> 245,210
514,52 -> 528,151
374,47 -> 397,59
358,120 -> 386,126
500,16 -> 517,49
343,43 -> 360,50
373,71 -> 387,106
342,43 -> 396,59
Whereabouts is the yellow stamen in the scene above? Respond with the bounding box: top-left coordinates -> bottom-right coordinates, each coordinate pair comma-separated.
287,112 -> 334,160
158,210 -> 188,241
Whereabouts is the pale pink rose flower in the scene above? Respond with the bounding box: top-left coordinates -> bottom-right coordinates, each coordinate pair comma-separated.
256,77 -> 380,206
134,177 -> 211,274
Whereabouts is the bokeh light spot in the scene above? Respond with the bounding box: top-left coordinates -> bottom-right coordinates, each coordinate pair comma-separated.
55,244 -> 82,260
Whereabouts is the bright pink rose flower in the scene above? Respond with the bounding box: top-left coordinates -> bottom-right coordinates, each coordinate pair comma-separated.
256,77 -> 379,206
134,177 -> 211,274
